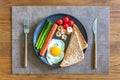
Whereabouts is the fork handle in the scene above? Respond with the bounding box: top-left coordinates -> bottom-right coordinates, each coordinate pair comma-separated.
93,42 -> 97,69
25,34 -> 27,67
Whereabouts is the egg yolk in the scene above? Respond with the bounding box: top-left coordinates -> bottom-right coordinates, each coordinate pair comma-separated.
50,46 -> 61,57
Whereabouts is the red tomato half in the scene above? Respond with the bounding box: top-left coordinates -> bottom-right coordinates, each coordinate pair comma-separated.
57,19 -> 63,25
63,23 -> 69,29
68,20 -> 74,26
63,16 -> 69,23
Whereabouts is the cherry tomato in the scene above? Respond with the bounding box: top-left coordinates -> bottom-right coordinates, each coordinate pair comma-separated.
63,23 -> 69,29
68,20 -> 74,26
63,16 -> 69,23
57,19 -> 63,25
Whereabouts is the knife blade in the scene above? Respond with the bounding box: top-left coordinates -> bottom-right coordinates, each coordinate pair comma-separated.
92,18 -> 97,69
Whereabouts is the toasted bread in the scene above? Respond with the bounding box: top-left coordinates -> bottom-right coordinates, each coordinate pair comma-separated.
73,24 -> 88,49
60,30 -> 84,67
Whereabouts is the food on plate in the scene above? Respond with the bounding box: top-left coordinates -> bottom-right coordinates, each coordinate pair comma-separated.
57,25 -> 66,34
40,24 -> 58,56
34,15 -> 88,67
35,20 -> 53,50
38,21 -> 53,50
63,16 -> 69,23
57,19 -> 63,25
63,23 -> 69,30
56,31 -> 61,37
60,24 -> 88,67
61,34 -> 67,41
55,17 -> 75,41
66,27 -> 73,34
68,20 -> 74,26
46,39 -> 65,65
35,20 -> 49,48
73,24 -> 88,49
61,29 -> 66,34
57,25 -> 63,31
50,45 -> 61,56
60,30 -> 84,67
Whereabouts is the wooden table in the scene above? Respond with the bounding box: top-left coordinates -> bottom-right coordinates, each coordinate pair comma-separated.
0,0 -> 120,80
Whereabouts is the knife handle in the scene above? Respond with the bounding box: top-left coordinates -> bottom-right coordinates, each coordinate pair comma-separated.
93,42 -> 97,69
25,34 -> 27,67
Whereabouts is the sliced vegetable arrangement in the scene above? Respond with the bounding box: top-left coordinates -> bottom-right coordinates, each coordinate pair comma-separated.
35,16 -> 75,57
56,16 -> 74,41
40,24 -> 58,56
34,14 -> 88,67
35,20 -> 53,50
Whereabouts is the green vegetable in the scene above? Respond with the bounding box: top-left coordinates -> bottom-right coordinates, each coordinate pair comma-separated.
35,20 -> 49,48
36,20 -> 53,50
38,21 -> 53,50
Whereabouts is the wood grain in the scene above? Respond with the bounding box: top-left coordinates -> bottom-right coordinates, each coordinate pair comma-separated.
0,0 -> 120,80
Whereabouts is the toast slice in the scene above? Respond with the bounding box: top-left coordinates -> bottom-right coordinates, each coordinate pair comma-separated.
73,24 -> 88,49
60,30 -> 84,67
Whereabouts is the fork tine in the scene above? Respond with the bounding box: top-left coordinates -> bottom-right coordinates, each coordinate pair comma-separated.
24,19 -> 29,26
24,19 -> 30,34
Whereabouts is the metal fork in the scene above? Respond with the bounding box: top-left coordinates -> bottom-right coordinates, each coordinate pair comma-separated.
24,19 -> 30,67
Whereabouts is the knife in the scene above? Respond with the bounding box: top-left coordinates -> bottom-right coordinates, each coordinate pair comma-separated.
24,19 -> 30,67
92,18 -> 97,69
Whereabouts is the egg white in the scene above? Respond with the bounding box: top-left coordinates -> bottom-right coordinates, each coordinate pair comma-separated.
46,39 -> 65,65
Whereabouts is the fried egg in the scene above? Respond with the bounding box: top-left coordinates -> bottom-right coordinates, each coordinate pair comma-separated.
46,39 -> 65,65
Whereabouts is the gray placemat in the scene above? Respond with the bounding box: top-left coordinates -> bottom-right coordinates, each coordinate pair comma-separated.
12,6 -> 110,74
